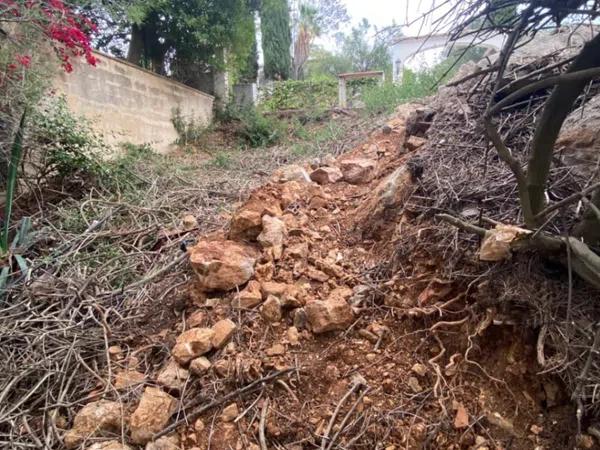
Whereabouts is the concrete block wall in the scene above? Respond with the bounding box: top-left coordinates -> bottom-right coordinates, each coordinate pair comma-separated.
54,51 -> 214,154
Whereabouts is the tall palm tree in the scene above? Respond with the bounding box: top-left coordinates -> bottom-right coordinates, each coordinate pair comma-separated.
293,4 -> 320,79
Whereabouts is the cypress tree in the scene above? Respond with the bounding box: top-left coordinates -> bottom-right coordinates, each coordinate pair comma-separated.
260,0 -> 292,80
240,16 -> 259,82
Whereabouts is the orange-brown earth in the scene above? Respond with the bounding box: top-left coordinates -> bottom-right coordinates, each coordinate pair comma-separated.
64,105 -> 586,450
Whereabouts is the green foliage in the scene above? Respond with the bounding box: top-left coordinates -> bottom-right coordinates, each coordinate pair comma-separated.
209,152 -> 233,169
29,96 -> 108,181
86,0 -> 257,82
2,111 -> 27,255
262,78 -> 378,111
218,103 -> 283,147
261,0 -> 293,80
236,107 -> 284,147
1,113 -> 31,292
361,50 -> 482,115
238,16 -> 259,83
305,47 -> 353,80
171,107 -> 209,147
339,19 -> 391,74
304,19 -> 391,80
264,79 -> 337,110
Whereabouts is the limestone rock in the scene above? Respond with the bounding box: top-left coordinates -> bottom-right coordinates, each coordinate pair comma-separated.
189,356 -> 212,375
188,240 -> 257,292
260,281 -> 288,298
156,360 -> 189,391
182,214 -> 198,230
407,376 -> 423,393
287,326 -> 300,345
280,181 -> 304,208
228,208 -> 262,241
108,346 -> 122,357
211,319 -> 237,349
358,164 -> 420,236
340,158 -> 376,184
255,262 -> 274,284
86,441 -> 132,450
186,310 -> 205,328
453,403 -> 469,429
229,195 -> 283,241
305,296 -> 354,334
261,295 -> 282,323
310,167 -> 343,185
257,215 -> 287,260
285,242 -> 309,260
221,403 -> 239,422
232,280 -> 263,309
405,135 -> 427,151
411,363 -> 427,377
275,164 -> 311,183
114,369 -> 145,390
305,266 -> 329,283
172,328 -> 214,365
145,435 -> 180,450
130,387 -> 177,444
266,344 -> 286,356
64,400 -> 124,448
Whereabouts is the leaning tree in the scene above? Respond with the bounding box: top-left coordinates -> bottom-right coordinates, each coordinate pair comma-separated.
426,0 -> 600,289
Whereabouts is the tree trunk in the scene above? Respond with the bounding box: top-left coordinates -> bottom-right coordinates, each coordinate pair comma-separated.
527,32 -> 600,220
573,188 -> 600,246
127,24 -> 144,65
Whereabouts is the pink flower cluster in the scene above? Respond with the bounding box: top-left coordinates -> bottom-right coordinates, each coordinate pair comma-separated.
1,0 -> 97,73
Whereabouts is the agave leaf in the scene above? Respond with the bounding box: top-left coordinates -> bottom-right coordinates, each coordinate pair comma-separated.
0,266 -> 10,292
2,110 -> 28,253
11,217 -> 32,250
14,254 -> 28,277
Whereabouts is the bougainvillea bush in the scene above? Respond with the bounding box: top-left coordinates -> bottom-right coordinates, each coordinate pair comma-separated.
0,1 -> 99,261
0,0 -> 99,175
0,0 -> 97,73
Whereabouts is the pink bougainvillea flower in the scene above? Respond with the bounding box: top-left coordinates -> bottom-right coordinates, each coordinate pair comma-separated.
15,55 -> 31,67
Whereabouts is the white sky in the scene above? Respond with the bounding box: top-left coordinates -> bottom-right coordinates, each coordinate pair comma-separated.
342,0 -> 453,36
314,0 -> 453,67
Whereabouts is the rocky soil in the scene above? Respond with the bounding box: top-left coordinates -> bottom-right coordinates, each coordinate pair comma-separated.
62,105 -> 589,450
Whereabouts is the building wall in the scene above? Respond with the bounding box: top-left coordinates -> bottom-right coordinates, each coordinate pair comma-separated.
54,51 -> 214,154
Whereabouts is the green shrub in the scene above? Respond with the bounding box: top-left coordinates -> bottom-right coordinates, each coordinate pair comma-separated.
362,69 -> 444,115
209,151 -> 233,169
262,78 -> 378,111
171,106 -> 209,146
362,52 -> 488,115
222,106 -> 283,148
29,96 -> 108,181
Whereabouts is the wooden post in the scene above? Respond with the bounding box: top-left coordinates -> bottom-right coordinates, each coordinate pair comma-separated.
338,77 -> 347,108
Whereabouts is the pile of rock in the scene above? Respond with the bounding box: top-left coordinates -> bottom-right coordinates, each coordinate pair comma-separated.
64,319 -> 237,448
63,105 -> 426,449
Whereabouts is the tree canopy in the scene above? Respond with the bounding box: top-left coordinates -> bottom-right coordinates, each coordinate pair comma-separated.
261,0 -> 293,80
77,0 -> 256,84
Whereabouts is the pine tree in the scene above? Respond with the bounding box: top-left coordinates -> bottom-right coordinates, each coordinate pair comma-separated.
260,0 -> 292,80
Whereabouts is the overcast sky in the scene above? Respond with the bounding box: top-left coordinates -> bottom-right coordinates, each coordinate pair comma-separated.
341,0 -> 453,36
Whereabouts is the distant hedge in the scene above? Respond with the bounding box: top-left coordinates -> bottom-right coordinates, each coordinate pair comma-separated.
261,78 -> 379,111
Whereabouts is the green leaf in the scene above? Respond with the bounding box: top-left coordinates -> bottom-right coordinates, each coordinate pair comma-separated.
0,266 -> 10,293
14,254 -> 28,277
11,217 -> 32,250
2,110 -> 27,253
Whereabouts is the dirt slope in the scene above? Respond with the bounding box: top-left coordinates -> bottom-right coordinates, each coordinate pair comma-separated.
63,105 -> 585,450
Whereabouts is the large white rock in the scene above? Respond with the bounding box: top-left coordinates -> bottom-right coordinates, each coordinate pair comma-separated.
130,387 -> 177,444
188,240 -> 257,292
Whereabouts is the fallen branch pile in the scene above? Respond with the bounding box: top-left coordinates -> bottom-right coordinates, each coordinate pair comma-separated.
398,27 -> 600,421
